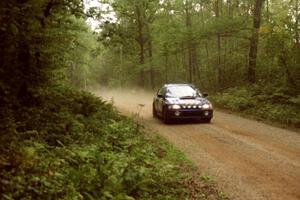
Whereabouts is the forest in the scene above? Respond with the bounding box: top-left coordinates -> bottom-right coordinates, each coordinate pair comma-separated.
0,0 -> 299,199
94,0 -> 299,89
0,0 -> 225,199
92,0 -> 300,126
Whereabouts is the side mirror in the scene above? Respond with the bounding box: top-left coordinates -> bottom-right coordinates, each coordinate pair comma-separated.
203,93 -> 208,97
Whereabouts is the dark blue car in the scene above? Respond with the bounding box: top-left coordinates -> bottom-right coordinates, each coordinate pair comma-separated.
152,84 -> 213,123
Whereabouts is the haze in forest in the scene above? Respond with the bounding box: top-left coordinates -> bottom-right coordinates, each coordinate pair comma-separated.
86,0 -> 299,126
87,0 -> 299,91
0,0 -> 299,199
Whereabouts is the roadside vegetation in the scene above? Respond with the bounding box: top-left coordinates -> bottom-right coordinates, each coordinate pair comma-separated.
0,87 -> 227,199
210,85 -> 300,128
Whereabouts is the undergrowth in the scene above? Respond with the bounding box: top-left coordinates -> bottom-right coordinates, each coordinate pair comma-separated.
210,85 -> 300,128
0,87 -> 226,200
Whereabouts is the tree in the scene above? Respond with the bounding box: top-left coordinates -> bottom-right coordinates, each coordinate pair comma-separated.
248,0 -> 265,84
91,0 -> 299,94
0,0 -> 96,124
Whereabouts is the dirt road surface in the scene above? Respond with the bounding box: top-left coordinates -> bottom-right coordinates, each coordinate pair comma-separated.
93,88 -> 300,200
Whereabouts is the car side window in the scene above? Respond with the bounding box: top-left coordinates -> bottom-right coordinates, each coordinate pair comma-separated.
157,87 -> 166,97
195,89 -> 202,97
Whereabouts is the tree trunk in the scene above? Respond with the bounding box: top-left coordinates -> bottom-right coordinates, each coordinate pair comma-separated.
193,46 -> 201,85
266,0 -> 270,22
18,41 -> 32,106
227,0 -> 233,17
165,51 -> 169,83
119,44 -> 123,88
145,11 -> 155,89
185,0 -> 193,83
215,0 -> 222,88
181,42 -> 185,77
148,39 -> 155,89
248,0 -> 265,84
200,9 -> 210,59
295,0 -> 299,44
279,51 -> 296,87
136,4 -> 145,87
217,35 -> 222,87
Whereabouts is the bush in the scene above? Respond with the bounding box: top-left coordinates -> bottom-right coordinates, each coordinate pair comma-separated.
212,87 -> 256,111
211,85 -> 300,128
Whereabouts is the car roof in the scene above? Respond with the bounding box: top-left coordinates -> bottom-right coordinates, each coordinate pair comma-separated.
163,83 -> 195,88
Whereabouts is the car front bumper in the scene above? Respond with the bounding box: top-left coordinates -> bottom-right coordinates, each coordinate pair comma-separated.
166,108 -> 213,119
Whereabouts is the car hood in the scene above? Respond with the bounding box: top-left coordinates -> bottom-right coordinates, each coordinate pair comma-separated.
165,97 -> 211,105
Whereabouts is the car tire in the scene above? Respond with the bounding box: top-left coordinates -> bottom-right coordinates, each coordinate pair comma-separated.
162,107 -> 170,124
152,103 -> 157,118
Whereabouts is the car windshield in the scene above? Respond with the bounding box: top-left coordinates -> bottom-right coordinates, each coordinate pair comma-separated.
166,86 -> 200,98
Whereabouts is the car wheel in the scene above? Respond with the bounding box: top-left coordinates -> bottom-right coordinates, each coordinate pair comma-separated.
162,107 -> 170,124
152,103 -> 157,118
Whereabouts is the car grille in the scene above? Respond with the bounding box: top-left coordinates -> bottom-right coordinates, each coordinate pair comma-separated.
180,110 -> 203,116
176,109 -> 212,117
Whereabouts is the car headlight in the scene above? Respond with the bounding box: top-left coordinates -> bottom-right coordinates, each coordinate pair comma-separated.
171,104 -> 181,109
202,103 -> 211,109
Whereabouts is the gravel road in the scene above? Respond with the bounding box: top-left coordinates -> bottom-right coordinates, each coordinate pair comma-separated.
93,88 -> 300,200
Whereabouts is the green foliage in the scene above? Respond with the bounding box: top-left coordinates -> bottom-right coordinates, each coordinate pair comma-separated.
91,0 -> 299,100
211,85 -> 300,127
1,88 -> 220,199
214,88 -> 255,111
0,0 -> 96,116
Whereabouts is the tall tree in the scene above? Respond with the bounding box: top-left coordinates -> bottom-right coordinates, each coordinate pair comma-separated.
294,0 -> 299,44
248,0 -> 265,84
185,0 -> 193,83
215,0 -> 223,87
